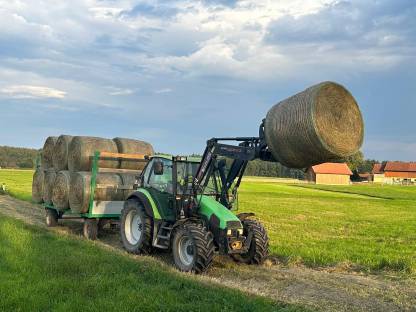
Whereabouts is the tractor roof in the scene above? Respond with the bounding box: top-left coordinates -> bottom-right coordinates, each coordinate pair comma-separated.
151,154 -> 201,163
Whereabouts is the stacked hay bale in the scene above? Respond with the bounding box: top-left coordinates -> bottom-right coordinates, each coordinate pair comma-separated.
32,135 -> 154,213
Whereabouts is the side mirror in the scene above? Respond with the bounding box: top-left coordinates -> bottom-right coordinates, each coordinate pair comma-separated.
153,161 -> 164,175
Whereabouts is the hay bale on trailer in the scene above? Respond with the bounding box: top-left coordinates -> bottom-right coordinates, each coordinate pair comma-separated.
68,136 -> 118,172
32,168 -> 45,203
69,172 -> 124,213
52,171 -> 71,210
264,81 -> 364,168
117,172 -> 139,198
43,169 -> 57,204
42,136 -> 57,169
113,137 -> 154,170
53,135 -> 73,171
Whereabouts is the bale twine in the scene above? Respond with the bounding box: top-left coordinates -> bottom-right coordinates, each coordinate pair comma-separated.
43,169 -> 57,204
42,136 -> 57,169
118,173 -> 139,198
52,171 -> 71,210
53,135 -> 73,171
113,137 -> 154,170
264,81 -> 364,168
68,136 -> 118,172
69,172 -> 124,213
32,168 -> 45,203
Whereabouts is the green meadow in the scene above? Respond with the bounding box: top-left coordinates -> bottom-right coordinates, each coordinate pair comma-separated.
1,169 -> 415,274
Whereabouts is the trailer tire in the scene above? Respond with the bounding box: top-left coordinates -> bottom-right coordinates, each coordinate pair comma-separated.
120,199 -> 153,254
172,222 -> 214,274
45,208 -> 58,227
232,219 -> 269,265
83,219 -> 98,240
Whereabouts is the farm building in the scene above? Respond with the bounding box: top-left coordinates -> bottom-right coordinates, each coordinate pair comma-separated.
371,162 -> 416,184
383,162 -> 416,184
306,163 -> 352,185
371,163 -> 385,183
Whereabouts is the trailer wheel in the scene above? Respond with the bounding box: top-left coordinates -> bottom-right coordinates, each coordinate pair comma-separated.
120,199 -> 153,254
172,222 -> 214,274
232,219 -> 269,265
45,209 -> 58,227
83,219 -> 98,240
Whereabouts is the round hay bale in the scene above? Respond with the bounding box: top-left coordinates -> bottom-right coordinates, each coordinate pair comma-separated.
43,169 -> 57,204
52,171 -> 71,210
264,81 -> 364,168
69,172 -> 124,213
68,136 -> 118,172
118,173 -> 139,198
113,137 -> 154,170
32,168 -> 45,203
53,135 -> 73,171
42,136 -> 58,169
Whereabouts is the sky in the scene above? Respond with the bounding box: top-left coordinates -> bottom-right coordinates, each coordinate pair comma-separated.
0,0 -> 415,161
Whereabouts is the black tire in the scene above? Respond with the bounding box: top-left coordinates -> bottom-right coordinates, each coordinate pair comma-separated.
232,219 -> 269,264
45,208 -> 58,227
83,219 -> 98,240
120,199 -> 153,254
172,222 -> 214,274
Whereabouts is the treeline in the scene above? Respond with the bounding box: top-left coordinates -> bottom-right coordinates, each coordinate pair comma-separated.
245,160 -> 305,179
0,146 -> 39,169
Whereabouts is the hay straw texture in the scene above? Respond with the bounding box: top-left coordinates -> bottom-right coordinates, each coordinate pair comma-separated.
53,135 -> 73,171
52,171 -> 71,210
69,172 -> 124,213
118,173 -> 139,198
113,137 -> 154,170
32,168 -> 45,203
42,136 -> 57,169
264,81 -> 364,168
68,136 -> 118,172
42,169 -> 57,204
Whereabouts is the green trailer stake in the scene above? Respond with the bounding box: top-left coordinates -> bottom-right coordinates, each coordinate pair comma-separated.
44,151 -> 149,240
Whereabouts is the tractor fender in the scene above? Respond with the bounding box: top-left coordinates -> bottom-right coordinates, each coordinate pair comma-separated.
127,189 -> 162,220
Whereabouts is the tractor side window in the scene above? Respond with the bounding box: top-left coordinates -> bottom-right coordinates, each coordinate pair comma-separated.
147,158 -> 173,193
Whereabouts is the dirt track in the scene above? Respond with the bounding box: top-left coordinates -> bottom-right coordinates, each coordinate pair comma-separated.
0,195 -> 415,312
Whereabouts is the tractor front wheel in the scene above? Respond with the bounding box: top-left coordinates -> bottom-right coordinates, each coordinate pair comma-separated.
232,219 -> 269,264
172,222 -> 214,274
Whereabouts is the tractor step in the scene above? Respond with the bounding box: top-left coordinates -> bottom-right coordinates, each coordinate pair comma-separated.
153,222 -> 173,249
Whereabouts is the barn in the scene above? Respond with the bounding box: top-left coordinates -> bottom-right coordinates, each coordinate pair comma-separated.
371,163 -> 385,183
383,162 -> 416,184
306,163 -> 352,185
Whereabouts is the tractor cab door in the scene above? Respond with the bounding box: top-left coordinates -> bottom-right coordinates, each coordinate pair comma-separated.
144,158 -> 175,221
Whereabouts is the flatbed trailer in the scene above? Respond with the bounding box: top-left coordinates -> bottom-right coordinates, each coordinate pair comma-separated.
44,151 -> 149,239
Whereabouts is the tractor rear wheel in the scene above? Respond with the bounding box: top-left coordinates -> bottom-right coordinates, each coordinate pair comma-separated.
232,219 -> 269,264
45,208 -> 58,227
120,199 -> 153,254
172,222 -> 214,274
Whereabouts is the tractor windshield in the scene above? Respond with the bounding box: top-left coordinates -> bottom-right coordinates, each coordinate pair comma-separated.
176,161 -> 199,195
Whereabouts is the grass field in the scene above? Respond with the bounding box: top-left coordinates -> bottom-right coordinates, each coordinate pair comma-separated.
0,169 -> 33,201
0,215 -> 296,311
1,169 -> 415,275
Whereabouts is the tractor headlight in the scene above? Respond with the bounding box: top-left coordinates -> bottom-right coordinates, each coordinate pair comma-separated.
237,229 -> 243,235
227,229 -> 232,236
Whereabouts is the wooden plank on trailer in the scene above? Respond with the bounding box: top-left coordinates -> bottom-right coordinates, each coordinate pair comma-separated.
91,201 -> 124,215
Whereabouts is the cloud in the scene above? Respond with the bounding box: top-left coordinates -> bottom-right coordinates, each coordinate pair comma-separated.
0,85 -> 66,99
154,88 -> 172,94
108,88 -> 134,96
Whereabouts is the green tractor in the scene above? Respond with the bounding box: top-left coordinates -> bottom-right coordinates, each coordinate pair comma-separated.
120,133 -> 271,273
